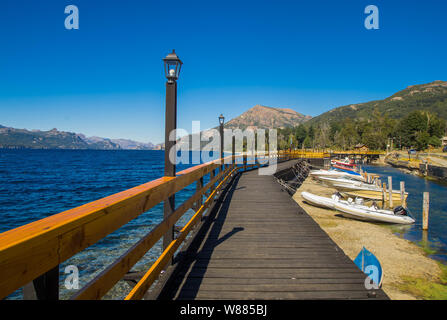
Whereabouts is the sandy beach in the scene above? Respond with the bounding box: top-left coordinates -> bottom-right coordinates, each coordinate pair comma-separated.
293,176 -> 445,300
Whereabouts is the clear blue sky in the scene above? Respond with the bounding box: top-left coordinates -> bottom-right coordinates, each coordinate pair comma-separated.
1,0 -> 446,143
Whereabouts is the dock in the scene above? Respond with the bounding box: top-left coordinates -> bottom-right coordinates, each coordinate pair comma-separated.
150,160 -> 388,300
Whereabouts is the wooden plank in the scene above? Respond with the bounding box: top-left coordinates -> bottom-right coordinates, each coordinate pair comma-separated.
177,290 -> 386,300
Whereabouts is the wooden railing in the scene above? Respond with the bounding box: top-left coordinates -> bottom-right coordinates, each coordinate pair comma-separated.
330,150 -> 385,155
1,150 -> 323,300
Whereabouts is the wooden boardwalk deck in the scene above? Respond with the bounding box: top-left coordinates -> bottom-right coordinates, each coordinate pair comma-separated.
153,161 -> 388,300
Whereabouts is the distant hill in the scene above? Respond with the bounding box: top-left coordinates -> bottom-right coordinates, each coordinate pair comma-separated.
170,105 -> 312,150
307,80 -> 447,127
225,105 -> 312,130
0,126 -> 154,150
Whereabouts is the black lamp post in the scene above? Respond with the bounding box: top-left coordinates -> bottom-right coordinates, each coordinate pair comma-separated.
162,49 -> 182,256
219,114 -> 225,164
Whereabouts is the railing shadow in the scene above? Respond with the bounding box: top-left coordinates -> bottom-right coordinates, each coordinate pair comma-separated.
156,173 -> 242,300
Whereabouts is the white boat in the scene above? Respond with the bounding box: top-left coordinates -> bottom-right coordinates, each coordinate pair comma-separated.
301,192 -> 415,224
332,182 -> 407,195
310,169 -> 365,182
318,176 -> 371,187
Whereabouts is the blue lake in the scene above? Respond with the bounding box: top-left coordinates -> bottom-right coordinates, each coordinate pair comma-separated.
362,164 -> 447,264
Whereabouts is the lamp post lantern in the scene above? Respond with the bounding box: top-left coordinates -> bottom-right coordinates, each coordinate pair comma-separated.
162,49 -> 182,258
219,114 -> 225,164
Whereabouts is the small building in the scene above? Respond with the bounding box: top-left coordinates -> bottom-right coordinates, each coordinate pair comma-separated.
354,144 -> 369,152
442,137 -> 447,146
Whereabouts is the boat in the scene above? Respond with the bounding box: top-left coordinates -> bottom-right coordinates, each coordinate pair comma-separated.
301,192 -> 415,224
354,247 -> 383,288
332,158 -> 358,173
317,176 -> 372,187
310,169 -> 365,181
332,183 -> 408,199
340,190 -> 408,202
333,199 -> 414,224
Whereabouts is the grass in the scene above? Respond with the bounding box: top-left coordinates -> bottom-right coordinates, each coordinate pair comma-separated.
395,262 -> 447,300
417,240 -> 438,255
318,219 -> 339,228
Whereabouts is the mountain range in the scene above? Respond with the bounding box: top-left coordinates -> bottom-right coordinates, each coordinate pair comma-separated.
1,80 -> 446,150
0,127 -> 154,150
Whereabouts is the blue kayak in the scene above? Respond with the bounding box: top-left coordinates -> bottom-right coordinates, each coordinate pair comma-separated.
354,247 -> 383,288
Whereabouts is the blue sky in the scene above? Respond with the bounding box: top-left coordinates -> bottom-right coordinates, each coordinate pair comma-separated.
0,0 -> 446,143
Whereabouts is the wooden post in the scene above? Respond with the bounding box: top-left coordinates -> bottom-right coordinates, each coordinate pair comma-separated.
232,135 -> 236,165
400,181 -> 406,207
423,192 -> 429,230
388,176 -> 393,208
382,182 -> 387,209
23,266 -> 59,300
193,177 -> 204,211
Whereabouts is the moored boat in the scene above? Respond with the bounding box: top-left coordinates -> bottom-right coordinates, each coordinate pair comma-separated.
310,169 -> 365,181
332,158 -> 358,173
340,190 -> 408,202
354,247 -> 383,288
301,192 -> 415,224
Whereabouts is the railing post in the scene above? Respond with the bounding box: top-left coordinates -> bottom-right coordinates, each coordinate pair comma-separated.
232,135 -> 236,164
23,266 -> 59,300
193,177 -> 204,211
210,169 -> 216,193
219,117 -> 224,170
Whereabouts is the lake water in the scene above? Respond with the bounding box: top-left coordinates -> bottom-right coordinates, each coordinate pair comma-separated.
361,164 -> 447,264
0,149 -> 220,300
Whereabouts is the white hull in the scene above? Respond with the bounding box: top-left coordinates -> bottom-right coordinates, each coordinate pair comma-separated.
310,170 -> 365,182
301,192 -> 414,225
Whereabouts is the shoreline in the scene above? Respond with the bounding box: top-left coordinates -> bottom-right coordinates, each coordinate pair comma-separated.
292,175 -> 446,300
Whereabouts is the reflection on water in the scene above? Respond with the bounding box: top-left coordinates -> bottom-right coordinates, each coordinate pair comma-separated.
362,164 -> 447,264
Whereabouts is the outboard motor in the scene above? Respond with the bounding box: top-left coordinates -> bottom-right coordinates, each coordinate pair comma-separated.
331,192 -> 343,202
394,206 -> 409,216
354,197 -> 364,206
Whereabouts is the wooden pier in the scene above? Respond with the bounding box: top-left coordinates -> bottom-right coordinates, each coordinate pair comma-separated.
0,152 -> 388,300
150,160 -> 388,300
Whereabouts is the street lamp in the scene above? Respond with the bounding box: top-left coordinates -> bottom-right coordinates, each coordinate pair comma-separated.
163,49 -> 182,83
162,49 -> 182,260
219,114 -> 225,164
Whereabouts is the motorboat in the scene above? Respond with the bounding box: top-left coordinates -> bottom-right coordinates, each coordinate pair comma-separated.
301,192 -> 415,224
310,169 -> 365,181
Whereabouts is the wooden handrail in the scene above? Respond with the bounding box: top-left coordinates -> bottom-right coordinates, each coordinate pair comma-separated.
0,151 -> 317,299
72,164 -> 234,300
